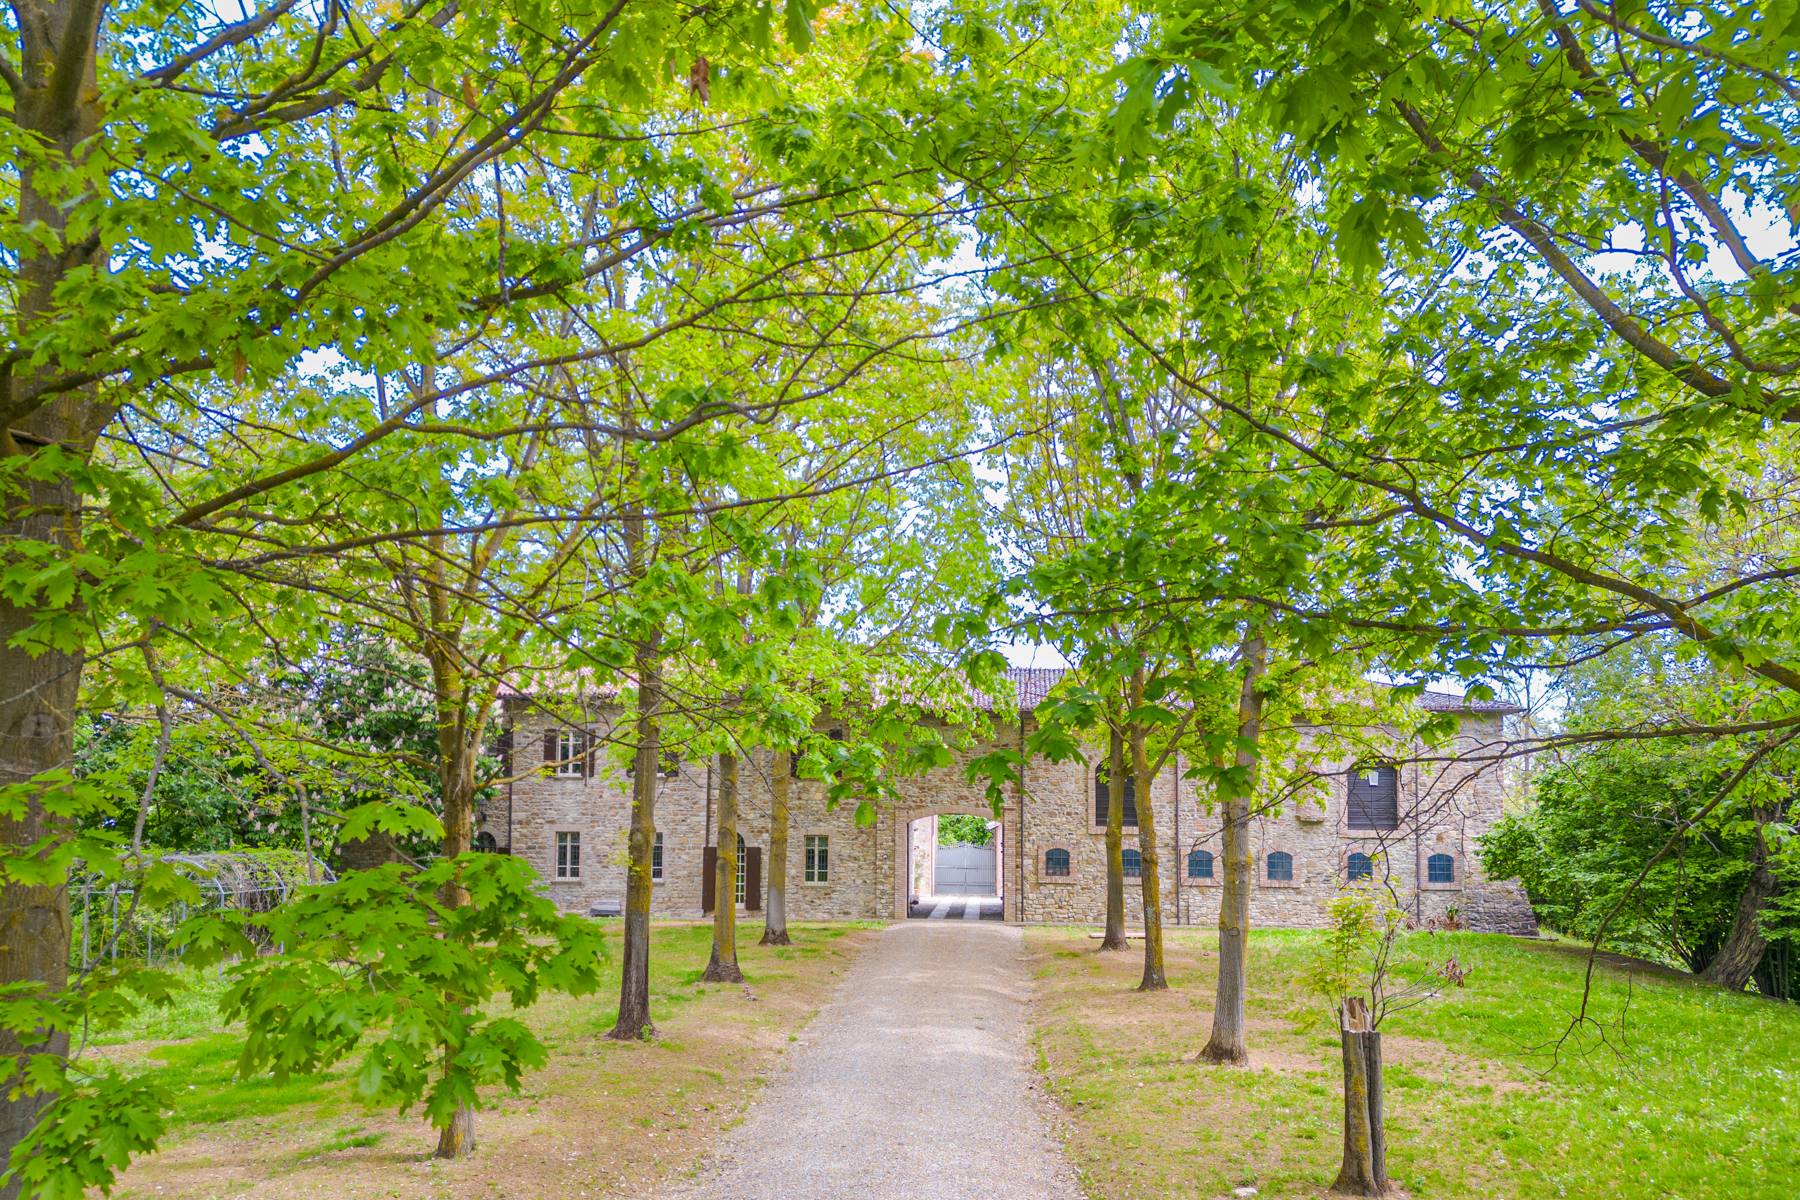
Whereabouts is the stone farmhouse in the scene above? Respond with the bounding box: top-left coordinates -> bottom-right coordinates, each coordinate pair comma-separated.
477,668 -> 1537,934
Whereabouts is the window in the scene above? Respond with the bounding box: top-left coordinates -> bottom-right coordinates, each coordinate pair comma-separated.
804,835 -> 829,883
735,833 -> 747,905
475,831 -> 498,853
1265,850 -> 1293,883
1044,847 -> 1071,877
1094,763 -> 1138,827
1122,848 -> 1142,878
546,728 -> 586,778
1427,853 -> 1456,884
1187,848 -> 1213,880
1346,852 -> 1374,881
1347,765 -> 1399,830
651,832 -> 664,881
555,831 -> 581,879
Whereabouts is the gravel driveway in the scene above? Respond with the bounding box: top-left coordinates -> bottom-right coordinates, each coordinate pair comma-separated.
660,921 -> 1084,1200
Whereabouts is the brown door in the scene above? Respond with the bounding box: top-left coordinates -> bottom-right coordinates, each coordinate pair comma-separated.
745,846 -> 762,912
701,845 -> 717,913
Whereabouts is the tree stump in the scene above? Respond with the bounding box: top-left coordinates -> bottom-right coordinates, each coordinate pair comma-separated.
1332,997 -> 1387,1196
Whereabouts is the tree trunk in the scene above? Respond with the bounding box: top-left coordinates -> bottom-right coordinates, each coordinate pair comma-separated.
1332,997 -> 1388,1196
1199,631 -> 1265,1066
429,746 -> 479,1155
607,640 -> 661,1041
1,11 -> 107,1185
1130,669 -> 1166,990
1699,807 -> 1779,991
761,751 -> 792,946
431,1052 -> 477,1159
0,575 -> 79,1189
703,752 -> 744,983
1101,727 -> 1129,951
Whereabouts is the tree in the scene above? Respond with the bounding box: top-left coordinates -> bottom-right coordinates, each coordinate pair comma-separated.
1482,640 -> 1800,996
2,0 -> 851,1180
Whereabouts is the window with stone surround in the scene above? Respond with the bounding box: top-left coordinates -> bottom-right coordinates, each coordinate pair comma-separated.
804,834 -> 829,883
1187,848 -> 1213,880
1347,765 -> 1399,830
1044,847 -> 1071,877
545,728 -> 586,778
652,831 -> 664,881
1094,764 -> 1138,828
1265,850 -> 1293,883
1346,851 -> 1374,881
1122,848 -> 1142,878
1427,853 -> 1456,884
555,831 -> 581,879
735,833 -> 747,904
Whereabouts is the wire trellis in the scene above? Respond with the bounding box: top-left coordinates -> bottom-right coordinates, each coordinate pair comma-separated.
73,851 -> 334,970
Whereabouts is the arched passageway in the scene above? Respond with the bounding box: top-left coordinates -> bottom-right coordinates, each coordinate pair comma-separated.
898,810 -> 1008,921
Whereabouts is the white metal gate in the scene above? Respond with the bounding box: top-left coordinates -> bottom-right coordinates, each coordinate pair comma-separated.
933,842 -> 997,896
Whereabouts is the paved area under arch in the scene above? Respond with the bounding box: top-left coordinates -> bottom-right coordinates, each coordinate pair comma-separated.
662,921 -> 1081,1200
908,894 -> 1004,921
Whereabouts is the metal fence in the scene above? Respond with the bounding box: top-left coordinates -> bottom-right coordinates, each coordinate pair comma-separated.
72,851 -> 333,970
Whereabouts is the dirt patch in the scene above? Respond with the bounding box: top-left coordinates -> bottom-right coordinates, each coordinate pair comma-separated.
112,926 -> 873,1200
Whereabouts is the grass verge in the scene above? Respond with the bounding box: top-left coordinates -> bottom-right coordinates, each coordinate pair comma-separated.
99,920 -> 872,1199
1024,926 -> 1800,1200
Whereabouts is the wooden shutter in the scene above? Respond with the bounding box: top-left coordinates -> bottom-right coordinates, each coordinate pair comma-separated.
1095,772 -> 1137,827
1348,769 -> 1398,830
701,846 -> 717,913
543,729 -> 558,767
745,847 -> 762,912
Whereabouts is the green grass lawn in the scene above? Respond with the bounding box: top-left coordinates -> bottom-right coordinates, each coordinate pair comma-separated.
1026,927 -> 1800,1200
98,920 -> 873,1198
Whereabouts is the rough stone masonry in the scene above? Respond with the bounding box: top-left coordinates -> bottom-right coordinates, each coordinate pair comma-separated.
478,667 -> 1538,935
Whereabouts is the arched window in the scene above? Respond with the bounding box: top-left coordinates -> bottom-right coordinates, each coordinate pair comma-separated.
735,832 -> 747,904
474,831 -> 498,853
1346,852 -> 1373,881
1094,761 -> 1138,828
1265,850 -> 1293,883
1187,849 -> 1214,880
1427,853 -> 1456,884
1122,848 -> 1142,878
1044,848 -> 1071,877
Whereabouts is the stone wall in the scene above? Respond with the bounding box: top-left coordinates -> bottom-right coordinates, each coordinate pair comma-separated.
482,704 -> 1535,934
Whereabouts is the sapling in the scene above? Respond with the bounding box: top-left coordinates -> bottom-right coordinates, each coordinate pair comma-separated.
1308,878 -> 1470,1196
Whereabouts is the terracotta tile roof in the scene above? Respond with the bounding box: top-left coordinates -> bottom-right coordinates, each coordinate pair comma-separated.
996,667 -> 1519,715
499,665 -> 1518,716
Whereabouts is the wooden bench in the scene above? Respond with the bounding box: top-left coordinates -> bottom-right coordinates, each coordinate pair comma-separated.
587,900 -> 624,918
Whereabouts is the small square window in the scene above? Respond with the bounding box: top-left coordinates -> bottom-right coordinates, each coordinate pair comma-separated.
555,831 -> 581,879
1265,850 -> 1293,883
1122,848 -> 1142,879
804,835 -> 829,883
1427,853 -> 1455,884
